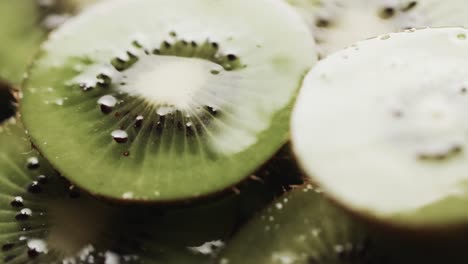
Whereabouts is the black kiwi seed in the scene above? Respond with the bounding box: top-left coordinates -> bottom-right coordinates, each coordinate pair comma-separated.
227,54 -> 237,61
15,209 -> 32,221
2,244 -> 15,252
379,7 -> 395,19
134,115 -> 144,128
10,197 -> 24,208
163,41 -> 172,49
26,157 -> 40,170
37,175 -> 48,184
401,1 -> 417,12
97,73 -> 112,88
28,181 -> 42,194
69,185 -> 80,198
316,18 -> 330,28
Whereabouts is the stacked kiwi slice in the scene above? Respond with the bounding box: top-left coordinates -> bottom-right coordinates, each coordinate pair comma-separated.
20,0 -> 316,201
5,0 -> 468,263
286,0 -> 468,58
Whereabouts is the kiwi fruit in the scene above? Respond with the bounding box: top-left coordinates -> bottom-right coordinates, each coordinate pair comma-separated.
286,0 -> 468,58
0,0 -> 103,85
291,27 -> 468,230
0,117 -> 240,263
217,185 -> 372,264
20,0 -> 317,201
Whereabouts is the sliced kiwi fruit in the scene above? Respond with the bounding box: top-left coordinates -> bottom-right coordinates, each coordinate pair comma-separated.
0,0 -> 103,85
286,0 -> 468,58
292,27 -> 468,230
0,118 -> 239,263
217,185 -> 372,264
20,0 -> 317,201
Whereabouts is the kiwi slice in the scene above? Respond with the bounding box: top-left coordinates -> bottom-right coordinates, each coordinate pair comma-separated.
21,0 -> 317,201
292,27 -> 468,229
217,185 -> 371,264
0,119 -> 239,263
0,0 -> 103,85
286,0 -> 468,58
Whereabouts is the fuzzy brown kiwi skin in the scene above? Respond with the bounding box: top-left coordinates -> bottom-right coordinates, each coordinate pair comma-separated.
291,140 -> 468,239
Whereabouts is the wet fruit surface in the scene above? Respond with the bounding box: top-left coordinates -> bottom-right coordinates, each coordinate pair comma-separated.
21,0 -> 316,201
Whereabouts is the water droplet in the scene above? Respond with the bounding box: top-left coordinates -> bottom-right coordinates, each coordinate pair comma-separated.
16,208 -> 32,221
54,98 -> 64,106
135,115 -> 144,128
220,258 -> 230,264
380,35 -> 390,40
275,203 -> 283,210
27,239 -> 48,255
10,196 -> 24,208
157,106 -> 174,116
27,181 -> 42,194
98,95 -> 118,114
26,157 -> 39,170
69,185 -> 80,199
123,151 -> 130,157
122,192 -> 134,199
111,130 -> 129,143
37,175 -> 48,184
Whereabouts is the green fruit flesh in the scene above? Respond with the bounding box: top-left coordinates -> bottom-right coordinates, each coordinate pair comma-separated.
0,120 -> 237,263
0,0 -> 46,85
218,186 -> 369,264
292,27 -> 468,229
21,0 -> 317,201
0,0 -> 104,85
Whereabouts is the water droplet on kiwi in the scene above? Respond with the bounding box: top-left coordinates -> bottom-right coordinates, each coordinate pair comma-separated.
157,106 -> 174,116
111,130 -> 129,143
26,157 -> 40,170
98,95 -> 118,114
69,185 -> 80,199
37,175 -> 48,184
123,151 -> 130,157
16,208 -> 33,221
27,181 -> 42,194
27,239 -> 48,258
135,115 -> 144,128
122,192 -> 134,199
10,196 -> 24,208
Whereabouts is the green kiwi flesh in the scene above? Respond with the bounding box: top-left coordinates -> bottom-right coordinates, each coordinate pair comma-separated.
217,185 -> 370,264
0,0 -> 104,86
286,0 -> 468,58
0,120 -> 238,263
292,28 -> 468,229
20,0 -> 317,201
0,0 -> 46,85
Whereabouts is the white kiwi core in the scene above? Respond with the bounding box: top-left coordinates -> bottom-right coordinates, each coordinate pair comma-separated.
121,56 -> 222,110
